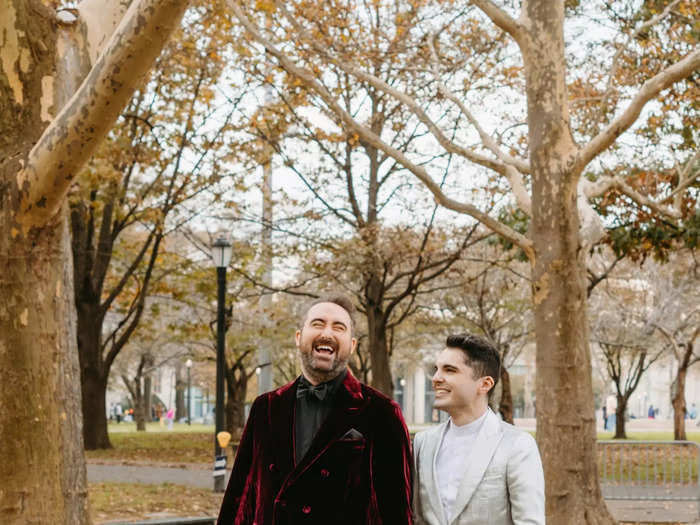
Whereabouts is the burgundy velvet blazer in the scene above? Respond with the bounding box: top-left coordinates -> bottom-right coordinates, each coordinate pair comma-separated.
216,370 -> 413,525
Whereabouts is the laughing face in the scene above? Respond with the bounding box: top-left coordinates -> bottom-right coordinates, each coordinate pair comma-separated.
296,301 -> 357,385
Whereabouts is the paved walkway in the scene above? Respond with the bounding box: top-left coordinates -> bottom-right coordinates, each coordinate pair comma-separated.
87,462 -> 700,523
88,463 -> 229,489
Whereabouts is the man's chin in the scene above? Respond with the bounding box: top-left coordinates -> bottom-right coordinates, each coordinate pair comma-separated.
310,357 -> 335,371
433,400 -> 449,410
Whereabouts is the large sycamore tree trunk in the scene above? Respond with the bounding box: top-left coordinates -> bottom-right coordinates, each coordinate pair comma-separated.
523,3 -> 615,523
0,0 -> 189,522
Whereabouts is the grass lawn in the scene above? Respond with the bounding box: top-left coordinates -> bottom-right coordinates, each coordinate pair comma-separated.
87,428 -> 217,464
107,421 -> 214,433
89,482 -> 223,523
597,430 -> 700,442
87,482 -> 676,525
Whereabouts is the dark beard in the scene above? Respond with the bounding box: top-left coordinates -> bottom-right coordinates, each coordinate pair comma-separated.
300,337 -> 348,383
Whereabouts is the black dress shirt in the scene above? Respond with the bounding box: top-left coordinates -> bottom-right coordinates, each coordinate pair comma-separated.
294,370 -> 347,464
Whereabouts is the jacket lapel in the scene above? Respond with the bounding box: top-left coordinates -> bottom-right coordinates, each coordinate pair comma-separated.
424,422 -> 450,525
287,370 -> 367,484
448,408 -> 504,524
268,379 -> 297,476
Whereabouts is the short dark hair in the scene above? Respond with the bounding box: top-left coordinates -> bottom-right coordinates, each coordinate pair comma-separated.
301,294 -> 357,334
446,333 -> 500,394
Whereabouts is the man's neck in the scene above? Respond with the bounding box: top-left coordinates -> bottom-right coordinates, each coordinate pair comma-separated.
448,404 -> 488,427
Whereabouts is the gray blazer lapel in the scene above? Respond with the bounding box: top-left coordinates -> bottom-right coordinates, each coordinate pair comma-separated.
449,409 -> 504,524
422,422 -> 449,525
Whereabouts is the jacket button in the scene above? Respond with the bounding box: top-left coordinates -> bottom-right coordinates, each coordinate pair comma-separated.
320,468 -> 330,478
268,463 -> 275,472
302,505 -> 311,514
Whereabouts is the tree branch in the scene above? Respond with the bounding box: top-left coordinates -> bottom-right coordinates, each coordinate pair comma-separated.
578,49 -> 700,171
229,0 -> 534,260
76,0 -> 132,66
582,175 -> 682,220
17,0 -> 191,232
276,1 -> 513,177
472,0 -> 523,44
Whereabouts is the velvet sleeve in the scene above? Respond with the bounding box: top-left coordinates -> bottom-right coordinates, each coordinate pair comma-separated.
216,396 -> 263,525
372,400 -> 414,525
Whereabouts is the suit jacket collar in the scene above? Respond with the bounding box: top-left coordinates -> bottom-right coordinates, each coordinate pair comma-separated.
448,408 -> 504,525
270,369 -> 367,487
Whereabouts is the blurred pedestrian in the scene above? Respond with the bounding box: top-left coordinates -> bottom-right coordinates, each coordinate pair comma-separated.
166,407 -> 174,430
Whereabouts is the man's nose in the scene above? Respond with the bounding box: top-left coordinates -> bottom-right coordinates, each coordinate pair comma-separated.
432,369 -> 442,383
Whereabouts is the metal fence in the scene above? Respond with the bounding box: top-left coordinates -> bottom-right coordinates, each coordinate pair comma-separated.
598,440 -> 700,503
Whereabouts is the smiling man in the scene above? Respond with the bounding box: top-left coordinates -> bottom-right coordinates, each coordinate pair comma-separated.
217,295 -> 413,525
413,333 -> 544,525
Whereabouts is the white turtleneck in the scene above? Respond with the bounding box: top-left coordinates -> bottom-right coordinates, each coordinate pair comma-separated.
435,410 -> 488,523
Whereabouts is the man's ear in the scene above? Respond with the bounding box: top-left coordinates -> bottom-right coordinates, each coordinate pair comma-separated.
480,376 -> 495,395
295,329 -> 301,348
350,337 -> 357,354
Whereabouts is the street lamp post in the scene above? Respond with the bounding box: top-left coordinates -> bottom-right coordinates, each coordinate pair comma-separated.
212,237 -> 232,492
185,359 -> 192,425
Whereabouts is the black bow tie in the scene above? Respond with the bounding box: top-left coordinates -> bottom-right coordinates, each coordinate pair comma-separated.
297,382 -> 329,401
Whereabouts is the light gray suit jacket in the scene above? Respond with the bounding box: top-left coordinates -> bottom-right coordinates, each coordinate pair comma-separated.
413,409 -> 545,525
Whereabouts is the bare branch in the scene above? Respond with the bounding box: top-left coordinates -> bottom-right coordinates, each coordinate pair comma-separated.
603,0 -> 682,98
668,150 -> 700,202
229,0 -> 534,260
582,175 -> 681,220
578,49 -> 700,171
427,35 -> 532,214
472,0 -> 523,44
274,1 -> 513,177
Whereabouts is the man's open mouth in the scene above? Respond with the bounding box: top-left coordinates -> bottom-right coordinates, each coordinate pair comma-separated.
313,344 -> 335,354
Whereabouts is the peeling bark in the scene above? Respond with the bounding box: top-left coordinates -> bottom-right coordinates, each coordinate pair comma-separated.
0,0 -> 190,521
17,0 -> 191,232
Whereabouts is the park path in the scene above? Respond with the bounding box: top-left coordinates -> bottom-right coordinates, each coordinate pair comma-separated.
88,462 -> 229,489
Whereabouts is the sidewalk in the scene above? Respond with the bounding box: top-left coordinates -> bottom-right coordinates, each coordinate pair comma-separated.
87,461 -> 700,523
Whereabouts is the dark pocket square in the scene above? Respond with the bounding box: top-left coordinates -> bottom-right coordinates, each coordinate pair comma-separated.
340,428 -> 364,440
